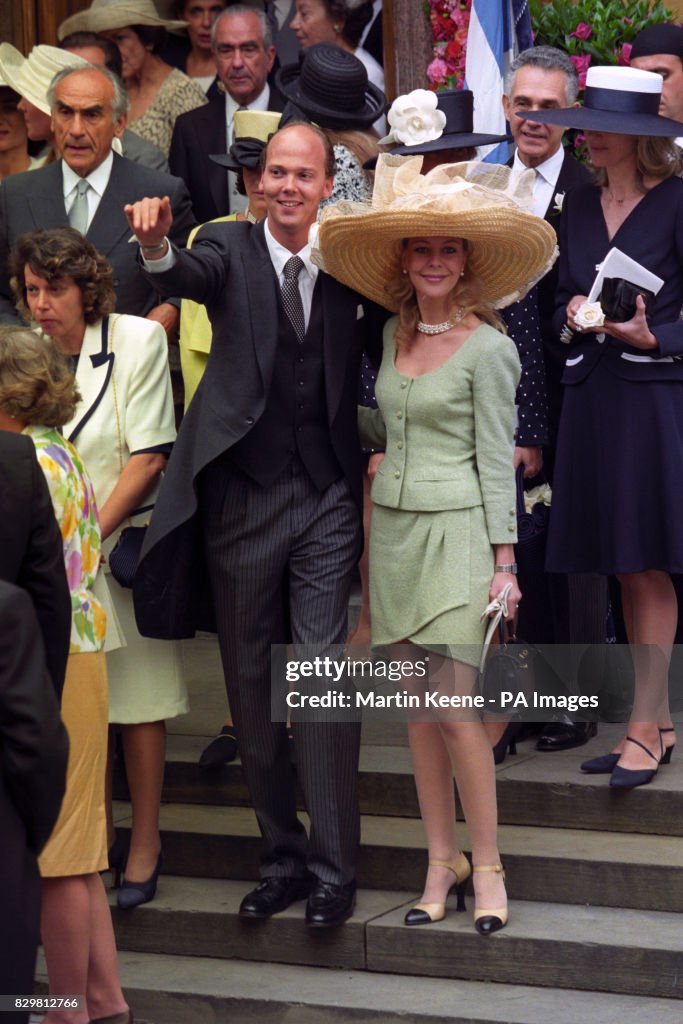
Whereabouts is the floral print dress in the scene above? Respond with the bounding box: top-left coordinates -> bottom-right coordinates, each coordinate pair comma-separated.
24,425 -> 105,654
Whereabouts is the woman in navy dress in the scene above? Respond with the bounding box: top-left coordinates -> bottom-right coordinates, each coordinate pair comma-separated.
527,66 -> 683,787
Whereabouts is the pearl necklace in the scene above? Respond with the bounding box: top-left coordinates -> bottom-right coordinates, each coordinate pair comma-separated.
416,307 -> 465,335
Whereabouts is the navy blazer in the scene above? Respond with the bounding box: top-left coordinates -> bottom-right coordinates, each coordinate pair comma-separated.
555,175 -> 683,386
133,218 -> 385,639
169,86 -> 286,224
0,153 -> 196,322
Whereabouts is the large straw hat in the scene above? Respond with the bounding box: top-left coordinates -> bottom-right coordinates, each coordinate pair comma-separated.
520,65 -> 683,136
276,43 -> 386,130
58,0 -> 188,41
0,44 -> 89,114
313,156 -> 558,311
209,109 -> 283,171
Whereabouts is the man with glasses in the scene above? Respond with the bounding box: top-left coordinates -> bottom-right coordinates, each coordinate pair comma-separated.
169,4 -> 286,222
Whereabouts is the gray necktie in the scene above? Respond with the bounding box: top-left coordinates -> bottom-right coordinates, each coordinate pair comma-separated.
281,256 -> 306,342
69,178 -> 90,234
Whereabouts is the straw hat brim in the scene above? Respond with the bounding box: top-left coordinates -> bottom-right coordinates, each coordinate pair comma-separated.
518,107 -> 683,137
57,8 -> 188,40
317,208 -> 558,311
0,43 -> 88,114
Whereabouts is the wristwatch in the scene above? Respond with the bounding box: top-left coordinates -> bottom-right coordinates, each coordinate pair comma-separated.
494,563 -> 518,574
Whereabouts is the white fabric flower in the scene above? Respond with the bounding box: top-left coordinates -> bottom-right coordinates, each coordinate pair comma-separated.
553,191 -> 565,215
575,300 -> 605,329
379,89 -> 447,147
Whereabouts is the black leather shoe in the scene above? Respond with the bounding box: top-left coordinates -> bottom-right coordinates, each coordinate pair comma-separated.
536,718 -> 597,752
239,876 -> 311,918
305,879 -> 356,928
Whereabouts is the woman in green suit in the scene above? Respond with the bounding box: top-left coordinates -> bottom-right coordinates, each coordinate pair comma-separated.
317,156 -> 556,934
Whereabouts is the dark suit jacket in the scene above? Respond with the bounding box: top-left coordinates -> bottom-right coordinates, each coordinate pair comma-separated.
0,432 -> 71,698
537,149 -> 594,430
133,218 -> 384,639
169,86 -> 286,224
0,581 -> 68,1021
0,153 -> 196,322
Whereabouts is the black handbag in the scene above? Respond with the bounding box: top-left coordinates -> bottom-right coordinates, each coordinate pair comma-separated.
478,583 -> 534,714
108,525 -> 147,589
514,466 -> 548,575
599,277 -> 655,322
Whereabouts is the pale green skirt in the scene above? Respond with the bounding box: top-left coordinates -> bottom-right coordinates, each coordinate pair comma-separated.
369,503 -> 493,666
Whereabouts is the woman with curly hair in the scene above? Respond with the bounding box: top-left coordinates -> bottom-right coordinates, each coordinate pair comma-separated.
10,227 -> 182,911
0,327 -> 130,1024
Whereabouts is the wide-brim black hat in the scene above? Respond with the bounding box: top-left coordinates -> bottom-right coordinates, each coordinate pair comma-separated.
364,89 -> 509,169
275,43 -> 386,130
391,90 -> 510,154
521,65 -> 683,137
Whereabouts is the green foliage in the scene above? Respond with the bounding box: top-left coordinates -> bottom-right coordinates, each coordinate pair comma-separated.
530,0 -> 674,67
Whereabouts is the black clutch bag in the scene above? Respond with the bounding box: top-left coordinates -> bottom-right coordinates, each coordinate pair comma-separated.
108,525 -> 147,588
599,277 -> 655,322
514,466 -> 548,576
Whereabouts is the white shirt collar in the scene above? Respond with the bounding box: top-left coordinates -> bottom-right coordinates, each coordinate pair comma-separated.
224,83 -> 271,123
62,149 -> 114,200
264,218 -> 318,284
512,145 -> 564,188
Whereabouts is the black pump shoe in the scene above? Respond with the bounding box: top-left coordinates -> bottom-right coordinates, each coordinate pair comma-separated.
117,852 -> 163,909
609,736 -> 660,789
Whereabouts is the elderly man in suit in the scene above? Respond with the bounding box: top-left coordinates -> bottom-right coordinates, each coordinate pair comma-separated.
169,5 -> 286,223
126,121 -> 384,928
0,65 -> 195,329
503,46 -> 605,752
0,581 -> 69,1024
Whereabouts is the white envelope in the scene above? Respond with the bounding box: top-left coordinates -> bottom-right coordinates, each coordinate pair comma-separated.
588,247 -> 664,302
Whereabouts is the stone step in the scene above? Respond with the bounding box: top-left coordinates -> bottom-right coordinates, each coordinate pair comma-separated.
112,801 -> 683,912
35,949 -> 683,1024
114,727 -> 683,836
106,877 -> 683,1000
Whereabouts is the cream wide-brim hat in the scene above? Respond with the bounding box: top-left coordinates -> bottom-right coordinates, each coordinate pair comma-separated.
0,44 -> 89,114
314,156 -> 558,311
58,0 -> 188,41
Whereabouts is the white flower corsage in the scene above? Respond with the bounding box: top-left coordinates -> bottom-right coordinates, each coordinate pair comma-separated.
574,300 -> 605,329
379,89 -> 447,147
553,191 -> 565,215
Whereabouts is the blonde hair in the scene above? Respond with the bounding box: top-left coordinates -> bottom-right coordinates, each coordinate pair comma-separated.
593,135 -> 682,190
386,239 -> 504,347
0,326 -> 80,426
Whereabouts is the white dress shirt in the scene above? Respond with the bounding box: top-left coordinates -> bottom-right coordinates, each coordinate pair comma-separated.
511,145 -> 564,218
263,218 -> 318,330
62,151 -> 114,232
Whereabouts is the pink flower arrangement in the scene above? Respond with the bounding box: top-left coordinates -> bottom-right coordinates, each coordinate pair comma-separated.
426,0 -> 471,90
570,22 -> 592,40
571,53 -> 592,90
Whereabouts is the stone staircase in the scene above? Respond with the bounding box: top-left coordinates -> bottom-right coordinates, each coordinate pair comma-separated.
37,637 -> 683,1022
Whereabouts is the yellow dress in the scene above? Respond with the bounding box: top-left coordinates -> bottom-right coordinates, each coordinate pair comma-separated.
179,214 -> 238,410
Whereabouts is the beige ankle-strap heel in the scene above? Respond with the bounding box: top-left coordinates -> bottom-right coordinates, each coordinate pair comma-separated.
473,863 -> 508,935
404,852 -> 471,926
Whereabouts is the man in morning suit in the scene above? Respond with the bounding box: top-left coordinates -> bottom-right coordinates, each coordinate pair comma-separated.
0,581 -> 69,1024
126,122 -> 384,927
503,47 -> 604,751
169,5 -> 286,224
0,65 -> 195,329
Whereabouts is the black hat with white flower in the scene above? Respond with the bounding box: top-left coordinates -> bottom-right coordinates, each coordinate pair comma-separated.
363,89 -> 510,169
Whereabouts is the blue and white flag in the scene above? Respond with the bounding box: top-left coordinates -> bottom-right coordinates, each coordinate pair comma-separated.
465,0 -> 532,163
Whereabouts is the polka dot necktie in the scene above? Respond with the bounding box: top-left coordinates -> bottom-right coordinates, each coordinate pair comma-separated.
281,255 -> 306,342
68,178 -> 90,234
